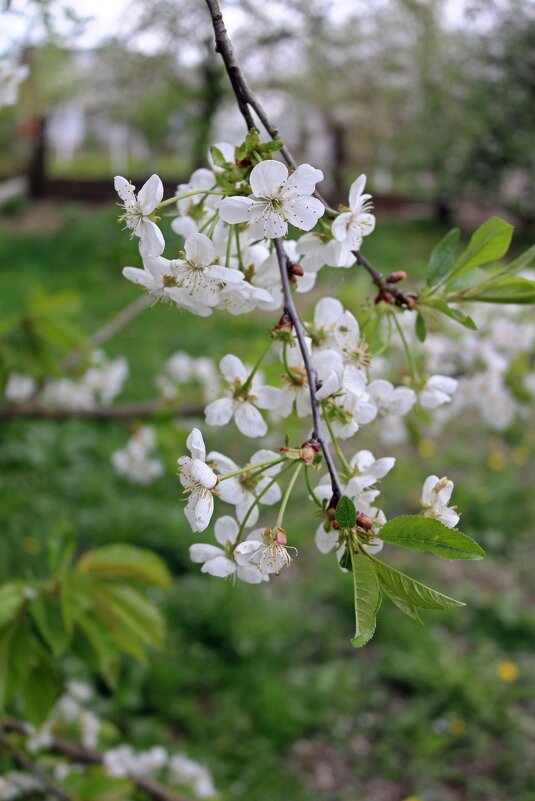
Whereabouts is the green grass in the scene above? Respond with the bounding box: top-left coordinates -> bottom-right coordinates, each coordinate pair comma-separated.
0,204 -> 534,800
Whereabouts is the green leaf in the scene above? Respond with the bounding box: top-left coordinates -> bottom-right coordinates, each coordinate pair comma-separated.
30,595 -> 70,657
374,559 -> 465,611
262,139 -> 284,152
0,622 -> 17,710
415,312 -> 427,342
427,228 -> 460,285
64,768 -> 133,801
20,656 -> 60,725
350,553 -> 381,648
464,277 -> 535,304
336,496 -> 357,529
76,616 -> 120,687
426,297 -> 477,329
209,145 -> 228,168
77,545 -> 171,588
379,515 -> 485,560
0,582 -> 26,628
450,217 -> 513,279
93,584 -> 166,660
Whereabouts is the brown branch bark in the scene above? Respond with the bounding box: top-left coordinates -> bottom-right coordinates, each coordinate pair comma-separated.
0,720 -> 193,801
0,400 -> 203,422
273,239 -> 342,501
0,727 -> 72,801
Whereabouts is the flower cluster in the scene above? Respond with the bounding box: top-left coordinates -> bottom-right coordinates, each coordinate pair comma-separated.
4,350 -> 128,410
113,130 -> 493,644
6,681 -> 217,800
111,426 -> 164,485
118,156 -> 375,317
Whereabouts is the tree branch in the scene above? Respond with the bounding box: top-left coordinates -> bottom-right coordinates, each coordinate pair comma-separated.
60,295 -> 152,371
273,239 -> 342,502
0,400 -> 203,422
0,727 -> 72,801
0,720 -> 193,801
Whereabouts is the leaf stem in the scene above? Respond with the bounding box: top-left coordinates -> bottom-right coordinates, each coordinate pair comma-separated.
391,311 -> 420,382
276,462 -> 303,530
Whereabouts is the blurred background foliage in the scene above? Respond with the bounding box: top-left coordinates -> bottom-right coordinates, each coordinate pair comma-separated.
1,0 -> 534,218
0,0 -> 534,799
0,205 -> 534,800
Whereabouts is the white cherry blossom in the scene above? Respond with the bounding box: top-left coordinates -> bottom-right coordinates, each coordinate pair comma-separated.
4,372 -> 36,403
189,516 -> 264,583
142,232 -> 243,315
111,427 -> 163,485
275,337 -> 344,419
296,232 -> 356,271
419,374 -> 458,410
177,429 -> 218,533
114,174 -> 165,257
234,527 -> 295,575
332,174 -> 376,258
345,450 -> 396,496
368,379 -> 417,416
218,160 -> 325,238
420,475 -> 460,528
205,354 -> 284,437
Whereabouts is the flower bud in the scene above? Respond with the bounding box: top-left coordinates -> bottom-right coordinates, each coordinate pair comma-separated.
357,512 -> 374,530
386,271 -> 407,283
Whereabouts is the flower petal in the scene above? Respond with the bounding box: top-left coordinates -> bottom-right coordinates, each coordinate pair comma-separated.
205,397 -> 235,426
184,487 -> 214,533
234,403 -> 267,438
201,555 -> 236,577
249,160 -> 288,199
214,515 -> 239,546
186,428 -> 206,462
283,163 -> 324,196
184,232 -> 214,267
348,174 -> 367,210
189,543 -> 224,563
218,196 -> 255,224
220,354 -> 248,384
137,174 -> 164,215
282,196 -> 325,231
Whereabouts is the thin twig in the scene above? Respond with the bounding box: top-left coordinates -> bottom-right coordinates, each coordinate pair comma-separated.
0,720 -> 193,801
0,400 -> 203,422
273,239 -> 342,501
0,727 -> 72,801
60,295 -> 152,371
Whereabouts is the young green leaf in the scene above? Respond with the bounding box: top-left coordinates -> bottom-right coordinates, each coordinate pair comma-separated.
426,298 -> 477,330
30,595 -> 70,657
415,312 -> 427,342
426,228 -> 460,286
379,515 -> 485,560
0,582 -> 26,628
374,559 -> 465,610
350,553 -> 381,648
77,545 -> 172,588
463,277 -> 535,304
336,496 -> 357,529
450,217 -> 513,279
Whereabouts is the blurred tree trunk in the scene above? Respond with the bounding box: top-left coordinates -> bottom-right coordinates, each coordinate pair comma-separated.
28,116 -> 47,199
324,112 -> 347,195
